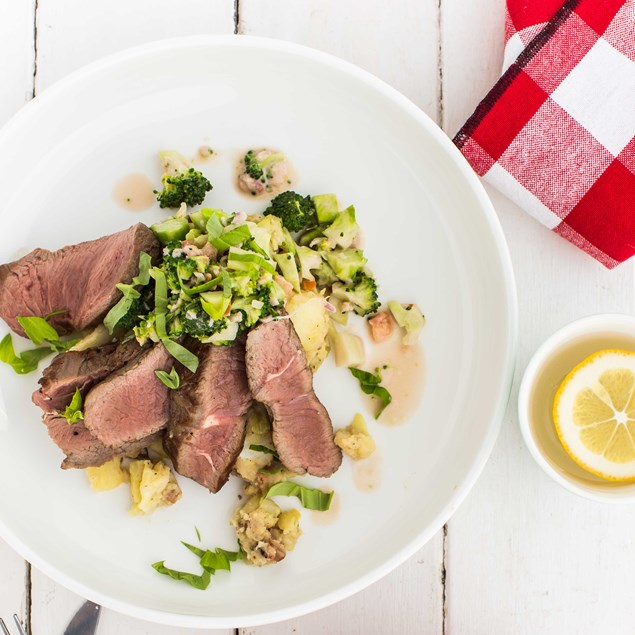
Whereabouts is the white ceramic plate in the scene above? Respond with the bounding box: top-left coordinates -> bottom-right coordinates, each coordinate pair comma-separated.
0,36 -> 516,628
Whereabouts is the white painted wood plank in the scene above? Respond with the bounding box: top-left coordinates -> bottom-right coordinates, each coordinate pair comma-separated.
239,2 -> 444,633
442,1 -> 635,631
440,0 -> 506,136
30,2 -> 236,630
240,0 -> 440,122
0,0 -> 35,627
30,569 -> 232,635
0,540 -> 28,630
35,0 -> 235,93
240,538 -> 444,635
0,0 -> 36,124
446,194 -> 635,634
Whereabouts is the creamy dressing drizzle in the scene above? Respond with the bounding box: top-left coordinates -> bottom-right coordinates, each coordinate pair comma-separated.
112,173 -> 155,211
363,329 -> 425,426
352,451 -> 383,491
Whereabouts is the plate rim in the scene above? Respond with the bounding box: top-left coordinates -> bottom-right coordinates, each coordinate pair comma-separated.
0,34 -> 518,628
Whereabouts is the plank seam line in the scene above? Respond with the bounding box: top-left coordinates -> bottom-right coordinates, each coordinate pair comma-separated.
441,523 -> 447,635
25,562 -> 32,635
234,0 -> 241,35
436,0 -> 445,130
32,0 -> 39,97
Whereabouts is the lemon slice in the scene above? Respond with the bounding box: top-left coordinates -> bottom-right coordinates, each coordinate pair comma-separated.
553,349 -> 635,481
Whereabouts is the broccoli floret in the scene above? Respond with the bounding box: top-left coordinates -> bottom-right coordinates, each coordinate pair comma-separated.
255,284 -> 281,319
330,272 -> 380,317
264,191 -> 317,232
155,151 -> 212,209
325,249 -> 367,284
243,150 -> 286,181
244,150 -> 264,180
114,296 -> 145,331
180,300 -> 227,338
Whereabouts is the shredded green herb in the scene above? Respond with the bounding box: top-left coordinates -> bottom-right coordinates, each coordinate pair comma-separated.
154,367 -> 180,389
249,444 -> 279,459
17,314 -> 79,353
0,334 -> 51,375
265,481 -> 333,511
152,541 -> 242,590
103,252 -> 153,334
161,339 -> 199,373
63,387 -> 84,424
151,562 -> 211,590
349,367 -> 392,418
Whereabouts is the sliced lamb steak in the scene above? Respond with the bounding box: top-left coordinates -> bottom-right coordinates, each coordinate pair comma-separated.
164,338 -> 252,493
245,319 -> 341,477
0,223 -> 160,337
83,344 -> 172,448
44,414 -> 161,470
32,339 -> 142,413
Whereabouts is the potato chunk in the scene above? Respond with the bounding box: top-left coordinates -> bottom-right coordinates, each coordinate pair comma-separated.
335,413 -> 376,460
231,496 -> 302,566
85,457 -> 128,492
128,459 -> 181,515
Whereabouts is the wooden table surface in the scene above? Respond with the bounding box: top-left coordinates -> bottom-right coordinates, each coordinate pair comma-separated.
1,1 -> 634,633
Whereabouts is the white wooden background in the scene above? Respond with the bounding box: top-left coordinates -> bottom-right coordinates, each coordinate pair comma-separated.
1,1 -> 634,633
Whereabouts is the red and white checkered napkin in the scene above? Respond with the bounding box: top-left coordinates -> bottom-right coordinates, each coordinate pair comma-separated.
454,0 -> 635,269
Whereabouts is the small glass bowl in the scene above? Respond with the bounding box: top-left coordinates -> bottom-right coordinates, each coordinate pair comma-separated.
518,314 -> 635,502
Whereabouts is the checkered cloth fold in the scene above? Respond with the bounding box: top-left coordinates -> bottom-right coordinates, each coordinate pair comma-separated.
454,0 -> 635,269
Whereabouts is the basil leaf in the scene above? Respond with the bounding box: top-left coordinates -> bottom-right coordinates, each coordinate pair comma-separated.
349,367 -> 392,419
103,252 -> 152,334
155,367 -> 180,389
63,387 -> 84,424
181,541 -> 206,558
49,338 -> 81,353
0,334 -> 51,375
161,339 -> 199,373
265,481 -> 333,511
17,347 -> 54,371
151,561 -> 211,590
17,316 -> 59,345
249,444 -> 279,460
181,542 -> 242,571
155,542 -> 241,588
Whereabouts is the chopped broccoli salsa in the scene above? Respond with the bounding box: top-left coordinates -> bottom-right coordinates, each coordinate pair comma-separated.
112,188 -> 381,369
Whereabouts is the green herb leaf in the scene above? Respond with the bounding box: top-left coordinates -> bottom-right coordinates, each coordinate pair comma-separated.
265,481 -> 333,511
154,542 -> 242,589
48,338 -> 81,353
0,334 -> 51,374
200,548 -> 241,572
161,339 -> 199,373
258,465 -> 283,475
63,387 -> 84,424
154,367 -> 180,389
249,444 -> 279,460
182,541 -> 206,558
103,252 -> 153,334
349,367 -> 393,418
151,561 -> 211,590
195,526 -> 201,542
17,316 -> 59,345
211,225 -> 251,251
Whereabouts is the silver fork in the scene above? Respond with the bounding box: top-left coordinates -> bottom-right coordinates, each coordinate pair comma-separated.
0,615 -> 26,635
